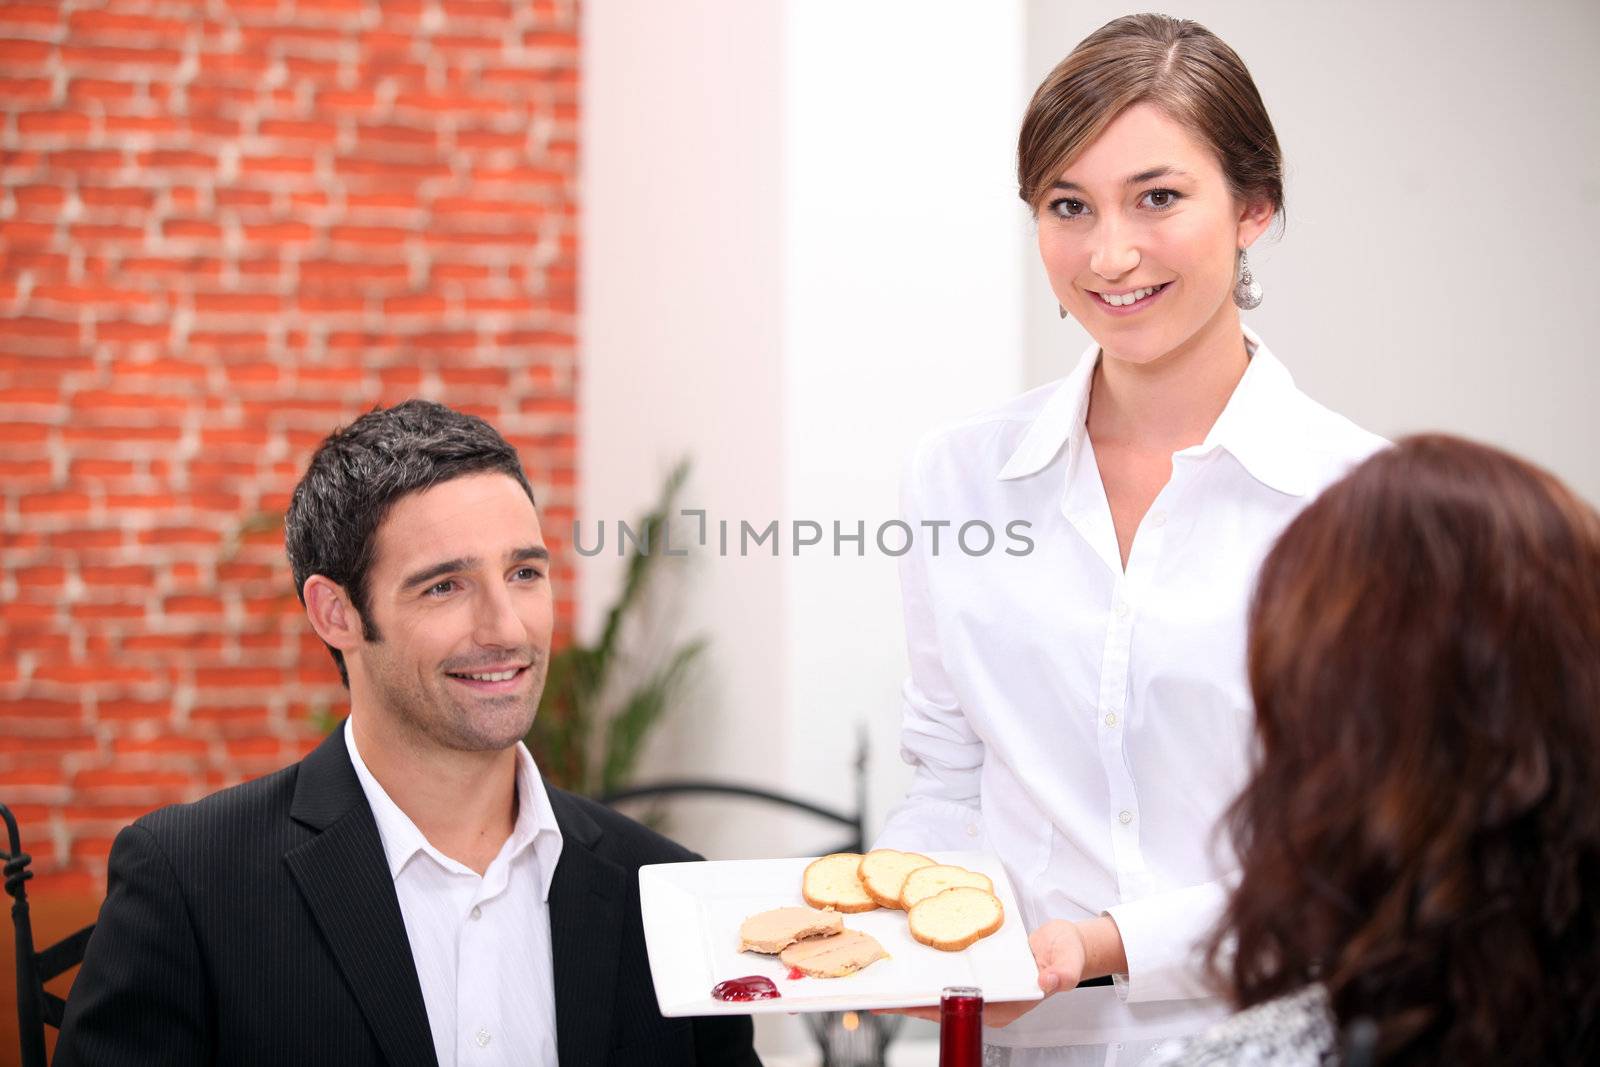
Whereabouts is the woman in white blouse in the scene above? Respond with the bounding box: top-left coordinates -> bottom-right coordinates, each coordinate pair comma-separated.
875,14 -> 1384,1065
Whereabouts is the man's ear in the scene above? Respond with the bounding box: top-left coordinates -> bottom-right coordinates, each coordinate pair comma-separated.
303,575 -> 363,654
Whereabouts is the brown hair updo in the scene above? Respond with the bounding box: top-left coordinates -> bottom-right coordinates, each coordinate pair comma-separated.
1218,434 -> 1600,1063
1017,14 -> 1283,220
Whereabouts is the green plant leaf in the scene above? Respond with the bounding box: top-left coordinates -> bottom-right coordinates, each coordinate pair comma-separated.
224,509 -> 286,562
599,637 -> 706,796
596,458 -> 690,663
524,456 -> 702,797
528,644 -> 602,792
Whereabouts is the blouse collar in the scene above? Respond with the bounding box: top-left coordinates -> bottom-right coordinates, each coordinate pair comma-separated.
997,325 -> 1315,497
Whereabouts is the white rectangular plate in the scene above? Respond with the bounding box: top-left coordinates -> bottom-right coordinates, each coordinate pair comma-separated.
639,850 -> 1041,1016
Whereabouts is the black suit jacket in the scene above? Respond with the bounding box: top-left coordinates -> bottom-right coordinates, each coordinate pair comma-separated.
53,725 -> 761,1067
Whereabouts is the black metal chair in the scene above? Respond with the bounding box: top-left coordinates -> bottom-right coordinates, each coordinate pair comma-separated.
3,802 -> 95,1067
599,729 -> 869,858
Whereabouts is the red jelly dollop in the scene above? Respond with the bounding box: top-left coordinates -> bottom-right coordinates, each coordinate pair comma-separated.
712,975 -> 781,1002
786,967 -> 806,981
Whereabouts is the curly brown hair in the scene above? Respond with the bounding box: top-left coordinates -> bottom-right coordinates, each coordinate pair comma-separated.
1213,434 -> 1600,1062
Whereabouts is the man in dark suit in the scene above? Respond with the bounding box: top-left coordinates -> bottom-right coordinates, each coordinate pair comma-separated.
55,401 -> 761,1067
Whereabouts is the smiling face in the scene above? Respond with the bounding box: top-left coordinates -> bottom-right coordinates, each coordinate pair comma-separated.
350,471 -> 553,755
1037,102 -> 1272,367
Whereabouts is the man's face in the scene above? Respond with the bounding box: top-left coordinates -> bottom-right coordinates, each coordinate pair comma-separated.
351,472 -> 553,754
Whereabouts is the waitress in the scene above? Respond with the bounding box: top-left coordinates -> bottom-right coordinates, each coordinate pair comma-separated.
875,14 -> 1385,1065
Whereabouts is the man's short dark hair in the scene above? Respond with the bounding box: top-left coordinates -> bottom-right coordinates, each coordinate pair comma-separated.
285,399 -> 536,688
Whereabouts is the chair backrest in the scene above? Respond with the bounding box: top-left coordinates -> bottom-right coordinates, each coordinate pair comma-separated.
3,802 -> 96,1067
598,729 -> 868,857
599,779 -> 864,856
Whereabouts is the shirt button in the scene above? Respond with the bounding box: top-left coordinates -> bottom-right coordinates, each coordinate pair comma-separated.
1118,810 -> 1133,825
1114,601 -> 1130,618
1104,711 -> 1118,727
965,824 -> 979,838
470,906 -> 482,921
1151,512 -> 1167,527
475,1027 -> 491,1048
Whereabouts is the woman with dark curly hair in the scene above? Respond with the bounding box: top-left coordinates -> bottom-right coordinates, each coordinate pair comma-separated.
1146,434 -> 1600,1065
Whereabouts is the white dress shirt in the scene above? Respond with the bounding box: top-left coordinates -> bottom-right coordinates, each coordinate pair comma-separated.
345,722 -> 564,1067
876,328 -> 1385,1057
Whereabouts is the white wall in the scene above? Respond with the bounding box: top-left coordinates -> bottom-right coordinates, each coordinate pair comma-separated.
580,0 -> 788,860
1024,0 -> 1600,502
782,0 -> 1027,847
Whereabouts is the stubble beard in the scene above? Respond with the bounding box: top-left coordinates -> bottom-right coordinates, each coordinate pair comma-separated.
371,645 -> 548,755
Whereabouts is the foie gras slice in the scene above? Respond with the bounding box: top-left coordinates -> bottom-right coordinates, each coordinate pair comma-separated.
778,928 -> 888,978
738,906 -> 844,954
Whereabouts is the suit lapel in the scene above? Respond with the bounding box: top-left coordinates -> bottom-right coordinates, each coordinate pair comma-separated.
547,789 -> 627,1067
283,725 -> 437,1067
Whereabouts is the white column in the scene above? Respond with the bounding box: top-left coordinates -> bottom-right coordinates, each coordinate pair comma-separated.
580,0 -> 788,862
781,0 -> 1028,836
583,3 -> 1026,1058
584,0 -> 1027,845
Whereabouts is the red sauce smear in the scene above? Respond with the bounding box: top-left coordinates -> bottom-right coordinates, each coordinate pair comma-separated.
712,975 -> 781,1002
786,967 -> 806,981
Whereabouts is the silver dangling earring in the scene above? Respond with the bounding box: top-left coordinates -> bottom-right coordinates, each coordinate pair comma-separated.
1059,304 -> 1069,319
1233,248 -> 1262,310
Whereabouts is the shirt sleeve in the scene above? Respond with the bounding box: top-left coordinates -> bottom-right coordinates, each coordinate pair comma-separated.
873,448 -> 988,855
54,822 -> 215,1066
1106,878 -> 1230,1003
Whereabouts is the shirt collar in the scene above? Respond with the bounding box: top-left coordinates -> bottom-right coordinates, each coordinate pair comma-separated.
997,325 -> 1313,497
343,719 -> 564,900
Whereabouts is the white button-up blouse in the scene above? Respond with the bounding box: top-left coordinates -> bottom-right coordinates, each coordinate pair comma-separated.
876,328 -> 1385,1049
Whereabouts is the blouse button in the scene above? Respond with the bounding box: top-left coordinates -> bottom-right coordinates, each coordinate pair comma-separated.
1151,511 -> 1167,527
470,906 -> 482,921
1104,711 -> 1118,727
1118,810 -> 1133,825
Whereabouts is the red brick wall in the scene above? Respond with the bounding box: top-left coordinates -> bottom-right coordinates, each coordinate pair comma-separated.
0,0 -> 580,891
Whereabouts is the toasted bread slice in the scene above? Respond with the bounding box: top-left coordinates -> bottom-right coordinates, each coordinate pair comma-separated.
857,849 -> 935,909
907,886 -> 1004,952
898,863 -> 995,909
738,906 -> 843,954
802,853 -> 879,913
779,928 -> 887,977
